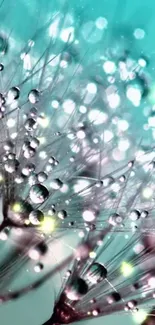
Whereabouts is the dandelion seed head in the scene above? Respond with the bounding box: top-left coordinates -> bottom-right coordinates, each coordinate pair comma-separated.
0,2 -> 154,324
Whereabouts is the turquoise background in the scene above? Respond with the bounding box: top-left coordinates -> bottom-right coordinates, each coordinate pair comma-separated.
0,0 -> 154,324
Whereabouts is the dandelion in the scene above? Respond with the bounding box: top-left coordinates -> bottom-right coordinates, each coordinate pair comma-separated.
0,1 -> 154,325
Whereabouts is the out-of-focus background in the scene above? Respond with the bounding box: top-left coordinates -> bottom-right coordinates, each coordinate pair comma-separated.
0,0 -> 154,324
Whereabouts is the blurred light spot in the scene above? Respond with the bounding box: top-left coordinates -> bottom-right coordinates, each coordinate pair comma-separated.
83,210 -> 96,222
142,187 -> 153,199
132,309 -> 147,323
39,151 -> 47,159
60,27 -> 74,43
118,138 -> 130,151
95,17 -> 108,29
138,58 -> 147,67
7,118 -> 16,128
76,130 -> 86,139
51,100 -> 59,109
121,261 -> 134,277
63,99 -> 75,114
103,130 -> 114,143
117,120 -> 129,131
79,231 -> 85,238
88,109 -> 108,125
126,86 -> 141,106
89,251 -> 96,259
87,83 -> 97,94
38,115 -> 49,128
134,28 -> 145,39
103,61 -> 116,74
107,93 -> 120,109
79,105 -> 87,114
74,180 -> 90,195
40,217 -> 55,234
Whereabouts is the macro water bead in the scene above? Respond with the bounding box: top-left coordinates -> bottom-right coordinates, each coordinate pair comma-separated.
28,89 -> 40,104
4,158 -> 19,173
29,184 -> 49,204
34,262 -> 44,273
29,210 -> 44,225
0,63 -> 4,71
37,172 -> 48,183
66,277 -> 88,301
30,137 -> 40,149
24,118 -> 37,131
57,210 -> 67,220
86,263 -> 107,284
3,140 -> 14,151
29,241 -> 48,260
7,87 -> 20,102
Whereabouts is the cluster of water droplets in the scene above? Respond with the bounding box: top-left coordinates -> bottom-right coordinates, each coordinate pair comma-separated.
0,2 -> 154,325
